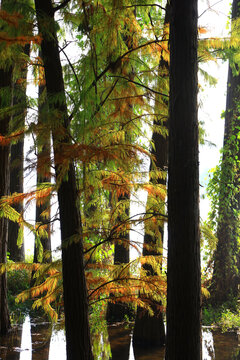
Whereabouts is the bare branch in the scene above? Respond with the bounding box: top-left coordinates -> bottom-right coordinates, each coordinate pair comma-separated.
87,39 -> 164,92
109,75 -> 169,97
120,4 -> 166,11
53,0 -> 71,12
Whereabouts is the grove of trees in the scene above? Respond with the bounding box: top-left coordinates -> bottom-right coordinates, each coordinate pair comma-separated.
0,0 -> 239,359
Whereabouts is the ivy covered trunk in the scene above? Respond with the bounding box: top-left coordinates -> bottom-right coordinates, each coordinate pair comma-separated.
34,1 -> 93,359
210,0 -> 240,306
166,0 -> 201,358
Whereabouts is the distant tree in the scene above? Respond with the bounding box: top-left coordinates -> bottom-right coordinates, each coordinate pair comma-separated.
106,192 -> 131,322
133,3 -> 170,347
8,43 -> 30,262
166,0 -> 201,358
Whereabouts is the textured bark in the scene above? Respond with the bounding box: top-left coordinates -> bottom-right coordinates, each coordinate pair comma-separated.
34,1 -> 93,359
210,0 -> 240,306
8,44 -> 30,262
166,0 -> 201,359
0,51 -> 12,336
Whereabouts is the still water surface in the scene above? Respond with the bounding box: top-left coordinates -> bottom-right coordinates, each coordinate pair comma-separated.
0,317 -> 240,360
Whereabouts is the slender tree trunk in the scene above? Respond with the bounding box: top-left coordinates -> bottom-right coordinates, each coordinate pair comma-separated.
133,118 -> 167,347
0,2 -> 13,333
106,192 -> 131,323
31,70 -> 52,287
34,1 -> 93,359
8,44 -> 30,262
133,5 -> 170,347
166,0 -> 201,359
210,0 -> 240,306
33,64 -> 51,265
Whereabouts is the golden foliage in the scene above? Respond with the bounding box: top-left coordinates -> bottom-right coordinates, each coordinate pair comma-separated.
0,129 -> 24,146
0,9 -> 22,28
0,32 -> 42,46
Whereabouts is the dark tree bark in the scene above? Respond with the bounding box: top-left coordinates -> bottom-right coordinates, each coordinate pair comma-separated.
34,1 -> 93,359
8,44 -> 30,262
0,0 -> 13,334
166,0 -> 201,359
210,0 -> 240,306
133,5 -> 170,347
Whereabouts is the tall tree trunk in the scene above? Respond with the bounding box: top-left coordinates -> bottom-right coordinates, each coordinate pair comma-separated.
0,1 -> 13,335
133,5 -> 170,347
34,1 -> 93,359
31,70 -> 52,287
166,0 -> 201,359
210,0 -> 240,306
8,44 -> 30,262
33,65 -> 51,265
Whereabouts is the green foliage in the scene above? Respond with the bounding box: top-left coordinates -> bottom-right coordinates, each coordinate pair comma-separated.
7,268 -> 32,321
202,305 -> 222,326
219,308 -> 240,332
202,296 -> 239,327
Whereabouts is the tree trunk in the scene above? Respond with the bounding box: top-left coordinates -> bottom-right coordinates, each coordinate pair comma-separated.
210,0 -> 240,306
133,5 -> 170,347
34,1 -> 93,359
132,127 -> 166,347
166,0 -> 201,359
0,33 -> 12,338
106,192 -> 131,323
33,66 -> 51,265
8,44 -> 30,262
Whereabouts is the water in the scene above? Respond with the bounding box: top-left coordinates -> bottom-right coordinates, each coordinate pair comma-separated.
0,317 -> 239,360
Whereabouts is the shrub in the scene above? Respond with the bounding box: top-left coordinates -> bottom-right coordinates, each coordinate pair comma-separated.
7,268 -> 32,322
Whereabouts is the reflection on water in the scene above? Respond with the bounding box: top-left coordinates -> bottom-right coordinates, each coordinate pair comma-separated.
1,318 -> 240,360
20,316 -> 31,360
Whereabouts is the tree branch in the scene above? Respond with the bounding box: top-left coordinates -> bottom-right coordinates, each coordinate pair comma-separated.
109,75 -> 169,97
87,39 -> 164,93
120,4 -> 166,11
53,0 -> 71,12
